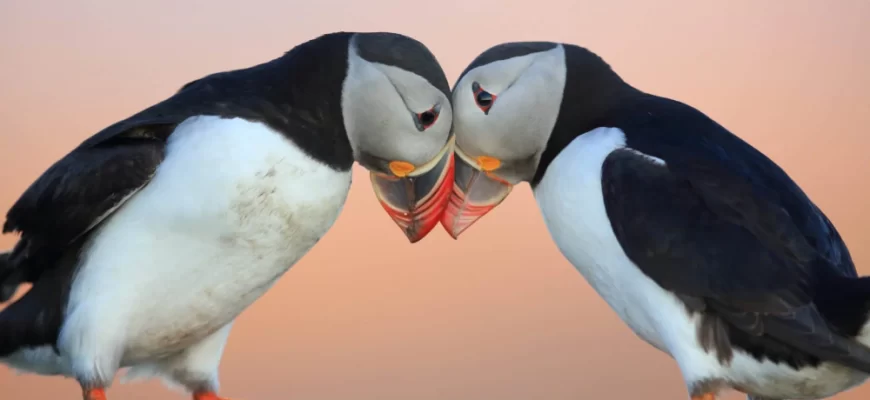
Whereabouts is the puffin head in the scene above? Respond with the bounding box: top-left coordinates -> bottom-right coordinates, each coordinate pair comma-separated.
338,32 -> 455,243
442,41 -> 635,238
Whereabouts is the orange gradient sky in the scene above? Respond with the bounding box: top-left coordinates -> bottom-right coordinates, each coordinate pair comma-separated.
1,1 -> 869,399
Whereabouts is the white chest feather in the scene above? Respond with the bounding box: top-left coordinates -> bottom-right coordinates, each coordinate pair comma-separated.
62,116 -> 352,361
533,127 -> 676,351
532,127 -> 869,398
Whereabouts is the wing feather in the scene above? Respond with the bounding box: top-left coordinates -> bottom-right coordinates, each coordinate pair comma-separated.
601,146 -> 870,372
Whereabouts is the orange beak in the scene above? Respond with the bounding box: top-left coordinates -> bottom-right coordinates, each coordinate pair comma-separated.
370,138 -> 455,243
440,146 -> 513,239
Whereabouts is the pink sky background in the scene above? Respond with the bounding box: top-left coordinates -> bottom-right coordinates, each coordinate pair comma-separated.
1,0 -> 869,399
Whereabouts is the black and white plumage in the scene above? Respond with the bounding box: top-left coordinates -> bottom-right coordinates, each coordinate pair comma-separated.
442,41 -> 870,400
0,31 -> 455,400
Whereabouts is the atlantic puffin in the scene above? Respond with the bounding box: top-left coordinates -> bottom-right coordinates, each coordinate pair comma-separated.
442,41 -> 870,400
0,31 -> 455,400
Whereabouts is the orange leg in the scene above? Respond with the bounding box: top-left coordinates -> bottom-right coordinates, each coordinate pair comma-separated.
193,392 -> 235,400
83,388 -> 107,400
691,394 -> 716,400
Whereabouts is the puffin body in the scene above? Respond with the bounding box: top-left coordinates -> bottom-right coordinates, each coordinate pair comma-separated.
443,42 -> 870,400
0,31 -> 455,400
6,115 -> 352,388
536,126 -> 870,400
9,115 -> 351,360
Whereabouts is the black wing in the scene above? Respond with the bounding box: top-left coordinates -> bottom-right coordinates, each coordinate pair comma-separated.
599,99 -> 870,372
0,49 -> 350,303
0,131 -> 169,300
0,74 -> 240,301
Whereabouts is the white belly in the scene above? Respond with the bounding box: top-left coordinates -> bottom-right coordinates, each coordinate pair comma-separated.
533,127 -> 869,399
60,116 -> 352,362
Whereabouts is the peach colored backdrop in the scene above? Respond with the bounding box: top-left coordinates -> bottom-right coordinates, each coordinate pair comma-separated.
1,1 -> 868,399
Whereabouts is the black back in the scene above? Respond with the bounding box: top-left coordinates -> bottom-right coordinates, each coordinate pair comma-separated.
82,31 -> 357,171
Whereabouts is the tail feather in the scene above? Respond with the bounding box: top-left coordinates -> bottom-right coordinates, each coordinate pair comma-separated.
804,274 -> 870,373
0,250 -> 19,302
0,246 -> 32,303
0,288 -> 60,357
0,256 -> 69,358
815,275 -> 870,339
0,235 -> 82,361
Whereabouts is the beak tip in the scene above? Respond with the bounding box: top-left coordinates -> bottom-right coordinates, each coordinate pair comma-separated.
439,215 -> 465,240
403,229 -> 428,244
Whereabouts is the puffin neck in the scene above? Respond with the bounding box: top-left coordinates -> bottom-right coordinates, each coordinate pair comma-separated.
272,32 -> 354,129
250,32 -> 356,170
530,45 -> 642,188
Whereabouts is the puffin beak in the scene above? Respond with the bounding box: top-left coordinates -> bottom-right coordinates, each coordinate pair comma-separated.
370,136 -> 455,243
440,146 -> 513,239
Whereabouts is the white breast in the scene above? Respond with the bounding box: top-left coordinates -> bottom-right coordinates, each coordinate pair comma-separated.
532,127 -> 869,398
60,116 -> 352,363
533,127 -> 680,354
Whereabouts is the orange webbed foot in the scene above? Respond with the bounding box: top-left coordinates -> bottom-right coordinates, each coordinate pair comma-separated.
83,388 -> 108,400
193,392 -> 236,400
691,394 -> 716,400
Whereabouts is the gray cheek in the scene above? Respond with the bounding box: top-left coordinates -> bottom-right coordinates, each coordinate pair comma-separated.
364,129 -> 433,165
454,120 -> 495,157
411,129 -> 450,164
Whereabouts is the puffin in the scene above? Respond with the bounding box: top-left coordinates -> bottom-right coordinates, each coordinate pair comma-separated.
0,31 -> 455,400
442,41 -> 870,400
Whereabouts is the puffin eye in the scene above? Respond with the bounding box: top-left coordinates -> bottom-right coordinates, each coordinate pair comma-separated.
419,111 -> 437,128
415,105 -> 440,131
471,81 -> 496,114
475,91 -> 493,108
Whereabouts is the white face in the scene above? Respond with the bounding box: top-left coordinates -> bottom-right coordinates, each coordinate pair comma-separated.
452,45 -> 567,184
341,42 -> 453,170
